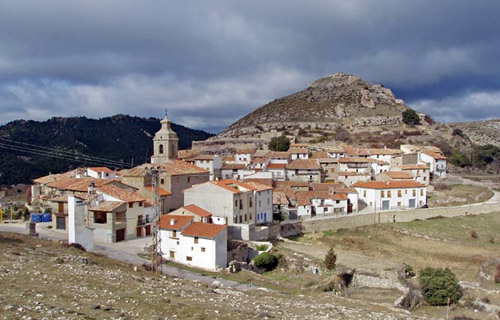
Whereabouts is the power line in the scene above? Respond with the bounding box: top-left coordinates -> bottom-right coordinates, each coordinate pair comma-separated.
0,141 -> 132,169
0,137 -> 130,168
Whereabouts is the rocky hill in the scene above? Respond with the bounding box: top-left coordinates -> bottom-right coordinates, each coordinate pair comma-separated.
195,73 -> 468,152
451,119 -> 500,147
0,115 -> 213,185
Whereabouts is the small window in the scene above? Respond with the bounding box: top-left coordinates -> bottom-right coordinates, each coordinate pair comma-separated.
235,200 -> 238,207
159,144 -> 164,154
187,177 -> 191,183
245,214 -> 247,221
129,203 -> 133,208
363,190 -> 366,197
160,179 -> 165,184
186,256 -> 192,262
239,216 -> 242,223
387,190 -> 392,198
194,237 -> 199,244
249,198 -> 253,208
239,199 -> 243,209
381,191 -> 385,198
397,190 -> 402,197
412,189 -> 416,197
201,247 -> 206,252
420,189 -> 424,196
139,201 -> 143,207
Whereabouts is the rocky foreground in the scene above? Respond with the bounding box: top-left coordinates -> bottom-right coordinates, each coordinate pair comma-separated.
0,232 -> 416,320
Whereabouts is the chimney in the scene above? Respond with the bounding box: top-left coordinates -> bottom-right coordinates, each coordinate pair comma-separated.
170,219 -> 175,226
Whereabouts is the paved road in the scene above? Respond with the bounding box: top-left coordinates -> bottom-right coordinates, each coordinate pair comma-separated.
0,222 -> 268,292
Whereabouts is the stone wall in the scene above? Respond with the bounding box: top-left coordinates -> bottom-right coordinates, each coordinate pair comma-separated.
302,202 -> 500,233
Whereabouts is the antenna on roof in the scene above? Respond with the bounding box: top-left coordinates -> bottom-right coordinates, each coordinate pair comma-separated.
165,109 -> 168,117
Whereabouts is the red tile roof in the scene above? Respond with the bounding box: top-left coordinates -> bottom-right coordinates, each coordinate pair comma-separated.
159,215 -> 193,230
286,159 -> 321,170
296,191 -> 347,207
269,151 -> 289,159
399,164 -> 430,170
243,178 -> 273,187
145,186 -> 172,196
352,181 -> 426,189
183,204 -> 213,217
339,157 -> 377,164
288,147 -> 309,154
221,163 -> 247,170
267,163 -> 287,169
182,222 -> 227,239
89,201 -> 126,212
422,151 -> 448,160
88,167 -> 114,173
379,171 -> 414,179
97,184 -> 147,203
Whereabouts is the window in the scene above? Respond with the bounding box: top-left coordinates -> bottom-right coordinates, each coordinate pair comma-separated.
249,213 -> 252,220
201,247 -> 206,252
161,179 -> 165,184
239,216 -> 242,223
397,202 -> 401,207
139,201 -> 143,207
129,203 -> 133,208
233,217 -> 237,224
363,190 -> 366,197
245,214 -> 247,221
420,189 -> 424,196
235,200 -> 238,207
412,189 -> 416,197
249,198 -> 253,208
259,200 -> 261,207
94,211 -> 107,224
381,191 -> 385,198
387,190 -> 392,198
336,200 -> 340,204
405,190 -> 408,194
187,177 -> 191,183
186,256 -> 192,262
397,190 -> 402,197
239,199 -> 243,210
172,231 -> 177,238
194,237 -> 199,244
159,144 -> 164,154
267,198 -> 270,205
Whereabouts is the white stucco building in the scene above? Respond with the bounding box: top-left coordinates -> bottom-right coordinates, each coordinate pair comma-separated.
159,215 -> 228,270
353,180 -> 427,211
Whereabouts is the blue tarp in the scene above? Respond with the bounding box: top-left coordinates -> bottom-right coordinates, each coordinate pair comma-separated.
30,213 -> 41,223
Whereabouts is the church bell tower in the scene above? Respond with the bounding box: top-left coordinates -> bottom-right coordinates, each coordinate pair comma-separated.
152,111 -> 179,164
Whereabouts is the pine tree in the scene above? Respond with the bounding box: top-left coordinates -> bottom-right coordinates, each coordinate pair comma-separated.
324,247 -> 337,270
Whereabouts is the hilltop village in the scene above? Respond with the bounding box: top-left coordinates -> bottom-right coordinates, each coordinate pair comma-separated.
25,114 -> 450,271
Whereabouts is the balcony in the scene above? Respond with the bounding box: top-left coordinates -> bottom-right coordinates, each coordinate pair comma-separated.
137,215 -> 153,226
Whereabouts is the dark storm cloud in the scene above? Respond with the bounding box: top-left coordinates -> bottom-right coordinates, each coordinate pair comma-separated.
0,0 -> 499,131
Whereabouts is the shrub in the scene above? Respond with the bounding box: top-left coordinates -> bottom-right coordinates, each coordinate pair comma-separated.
253,252 -> 279,271
268,135 -> 290,152
470,230 -> 478,239
23,208 -> 30,220
402,109 -> 421,125
419,267 -> 462,306
452,128 -> 467,139
451,152 -> 472,168
324,247 -> 337,271
255,244 -> 269,251
489,237 -> 495,244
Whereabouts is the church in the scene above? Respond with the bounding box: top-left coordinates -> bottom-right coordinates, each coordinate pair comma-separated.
121,113 -> 210,213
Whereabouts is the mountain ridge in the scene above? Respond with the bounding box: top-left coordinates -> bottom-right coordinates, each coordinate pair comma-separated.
0,114 -> 214,185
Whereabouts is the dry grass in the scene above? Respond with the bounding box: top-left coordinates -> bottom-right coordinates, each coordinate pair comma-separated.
428,184 -> 493,207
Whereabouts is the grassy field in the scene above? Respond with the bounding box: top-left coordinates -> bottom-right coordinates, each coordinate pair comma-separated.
428,184 -> 493,207
289,212 -> 500,319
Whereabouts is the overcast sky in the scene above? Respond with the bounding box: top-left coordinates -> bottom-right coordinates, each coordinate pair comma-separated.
1,1 -> 499,133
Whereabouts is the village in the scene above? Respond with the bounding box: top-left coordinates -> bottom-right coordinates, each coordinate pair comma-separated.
1,113 -> 451,272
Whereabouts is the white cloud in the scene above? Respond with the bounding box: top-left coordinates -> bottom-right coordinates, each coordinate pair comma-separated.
411,90 -> 500,123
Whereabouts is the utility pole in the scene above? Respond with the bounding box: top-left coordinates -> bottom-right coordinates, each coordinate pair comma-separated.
149,167 -> 163,274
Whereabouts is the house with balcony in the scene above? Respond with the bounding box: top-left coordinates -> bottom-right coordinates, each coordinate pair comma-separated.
85,184 -> 150,242
286,159 -> 322,183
